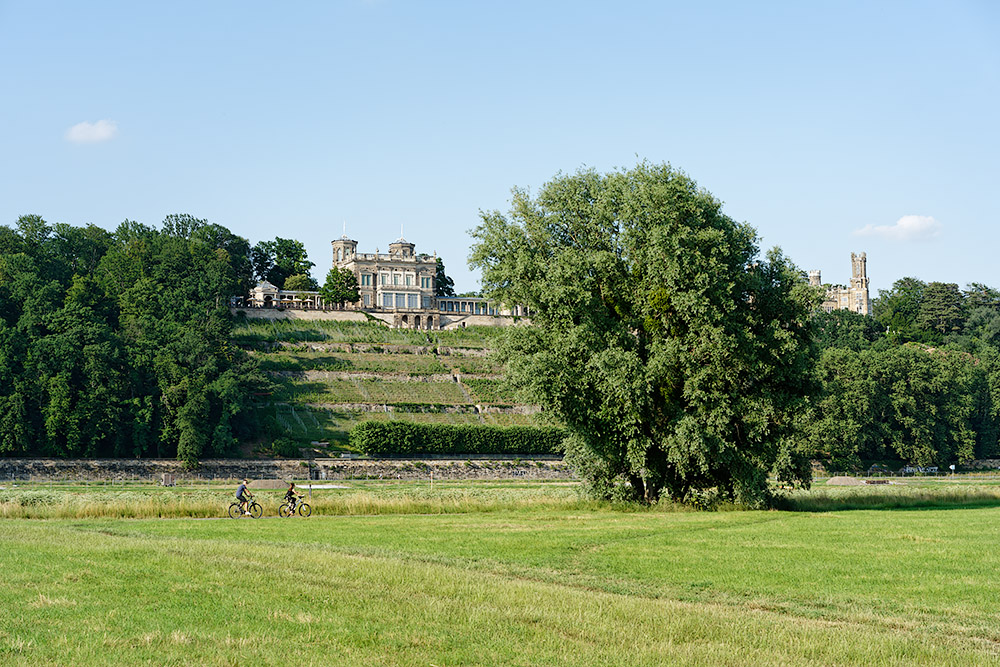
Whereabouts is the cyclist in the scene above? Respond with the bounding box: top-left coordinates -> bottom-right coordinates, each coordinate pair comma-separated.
284,482 -> 301,514
235,479 -> 252,516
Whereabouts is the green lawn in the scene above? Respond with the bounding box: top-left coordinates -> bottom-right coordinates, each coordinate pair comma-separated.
462,377 -> 518,404
274,377 -> 473,405
2,481 -> 1000,665
257,350 -> 452,375
255,349 -> 501,376
231,318 -> 502,348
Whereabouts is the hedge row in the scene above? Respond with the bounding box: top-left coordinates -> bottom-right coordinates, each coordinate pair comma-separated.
349,421 -> 566,457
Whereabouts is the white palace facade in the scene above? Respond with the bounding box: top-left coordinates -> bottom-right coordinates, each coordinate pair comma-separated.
244,236 -> 527,329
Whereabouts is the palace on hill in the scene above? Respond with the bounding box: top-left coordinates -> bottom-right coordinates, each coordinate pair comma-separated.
241,234 -> 870,327
244,236 -> 527,330
809,252 -> 871,316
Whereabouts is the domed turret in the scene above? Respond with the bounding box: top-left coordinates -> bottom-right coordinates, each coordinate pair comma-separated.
388,237 -> 415,259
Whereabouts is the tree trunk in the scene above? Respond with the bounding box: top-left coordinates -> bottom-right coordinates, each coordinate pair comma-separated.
627,473 -> 646,503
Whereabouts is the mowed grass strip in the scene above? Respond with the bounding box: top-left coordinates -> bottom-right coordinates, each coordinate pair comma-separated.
2,504 -> 1000,665
231,319 -> 501,349
258,350 -> 451,375
275,377 -> 472,405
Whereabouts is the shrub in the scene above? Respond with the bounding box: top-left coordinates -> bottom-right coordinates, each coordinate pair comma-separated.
272,437 -> 301,458
349,422 -> 566,457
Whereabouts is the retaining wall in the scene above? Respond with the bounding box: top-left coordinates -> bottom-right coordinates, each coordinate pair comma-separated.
0,457 -> 571,482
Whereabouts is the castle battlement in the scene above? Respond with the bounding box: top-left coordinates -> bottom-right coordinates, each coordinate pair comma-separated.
812,252 -> 870,316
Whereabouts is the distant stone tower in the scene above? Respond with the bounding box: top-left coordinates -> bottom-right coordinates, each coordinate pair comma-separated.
814,253 -> 871,316
849,252 -> 870,315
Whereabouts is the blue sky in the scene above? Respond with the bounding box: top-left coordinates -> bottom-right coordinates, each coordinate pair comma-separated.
1,1 -> 997,295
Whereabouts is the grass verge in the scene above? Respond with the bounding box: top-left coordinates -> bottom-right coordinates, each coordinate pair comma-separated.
2,495 -> 1000,665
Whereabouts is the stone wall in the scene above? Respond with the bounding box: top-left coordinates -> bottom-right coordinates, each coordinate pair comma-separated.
438,313 -> 528,329
0,457 -> 571,482
233,308 -> 371,323
312,458 -> 567,481
230,307 -> 528,329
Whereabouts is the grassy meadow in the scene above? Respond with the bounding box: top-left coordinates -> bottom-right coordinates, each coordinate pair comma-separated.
3,478 -> 1000,665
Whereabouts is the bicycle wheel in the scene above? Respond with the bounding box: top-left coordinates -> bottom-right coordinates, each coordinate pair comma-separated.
297,503 -> 311,517
278,503 -> 291,518
228,503 -> 241,519
249,502 -> 263,519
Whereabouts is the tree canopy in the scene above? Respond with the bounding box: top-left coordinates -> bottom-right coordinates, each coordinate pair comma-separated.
470,163 -> 818,506
320,266 -> 360,306
0,214 -> 270,464
251,237 -> 315,289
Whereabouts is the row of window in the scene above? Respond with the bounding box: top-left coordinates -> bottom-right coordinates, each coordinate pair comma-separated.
381,292 -> 433,310
440,301 -> 497,315
357,273 -> 435,288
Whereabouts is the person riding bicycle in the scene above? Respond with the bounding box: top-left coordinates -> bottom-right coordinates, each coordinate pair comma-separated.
284,482 -> 301,513
235,479 -> 252,516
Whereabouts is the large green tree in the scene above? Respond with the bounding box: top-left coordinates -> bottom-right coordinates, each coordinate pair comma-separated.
874,277 -> 927,343
250,237 -> 314,289
283,273 -> 319,292
470,163 -> 819,506
916,282 -> 965,339
320,267 -> 360,307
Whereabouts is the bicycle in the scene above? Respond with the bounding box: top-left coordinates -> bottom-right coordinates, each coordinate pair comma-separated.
278,495 -> 311,517
228,493 -> 263,519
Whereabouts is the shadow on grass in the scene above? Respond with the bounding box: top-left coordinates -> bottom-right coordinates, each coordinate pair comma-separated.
773,486 -> 1000,512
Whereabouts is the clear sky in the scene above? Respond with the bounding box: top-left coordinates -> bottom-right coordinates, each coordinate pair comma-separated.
1,1 -> 997,296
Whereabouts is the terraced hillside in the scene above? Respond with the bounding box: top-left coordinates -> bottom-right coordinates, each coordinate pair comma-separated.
231,317 -> 542,454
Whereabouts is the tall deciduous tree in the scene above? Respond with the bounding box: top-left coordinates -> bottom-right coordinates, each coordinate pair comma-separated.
320,267 -> 360,307
250,237 -> 314,288
470,163 -> 819,506
874,277 -> 927,343
284,273 -> 319,292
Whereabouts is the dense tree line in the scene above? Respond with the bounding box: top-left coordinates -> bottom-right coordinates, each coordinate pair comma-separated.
0,214 -> 271,464
803,281 -> 1000,471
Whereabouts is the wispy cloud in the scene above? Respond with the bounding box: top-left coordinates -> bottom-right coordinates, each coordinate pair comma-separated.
853,215 -> 942,241
65,119 -> 118,144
